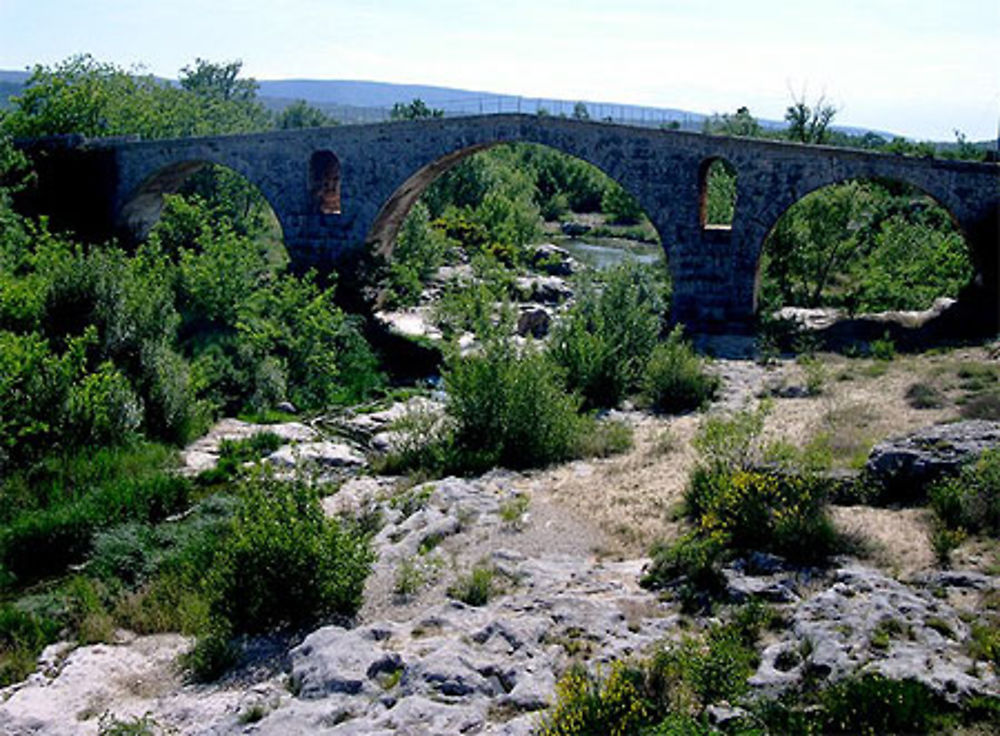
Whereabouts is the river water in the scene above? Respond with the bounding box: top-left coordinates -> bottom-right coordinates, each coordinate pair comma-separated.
560,238 -> 663,270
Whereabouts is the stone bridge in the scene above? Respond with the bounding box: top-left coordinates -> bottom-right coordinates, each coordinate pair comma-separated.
20,114 -> 1000,332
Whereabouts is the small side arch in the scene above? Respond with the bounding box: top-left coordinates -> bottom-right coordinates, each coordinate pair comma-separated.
310,150 -> 342,215
698,157 -> 737,231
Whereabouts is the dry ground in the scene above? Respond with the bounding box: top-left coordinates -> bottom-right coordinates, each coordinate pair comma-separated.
517,345 -> 999,577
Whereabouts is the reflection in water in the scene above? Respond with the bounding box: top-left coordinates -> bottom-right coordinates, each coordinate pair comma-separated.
561,238 -> 663,270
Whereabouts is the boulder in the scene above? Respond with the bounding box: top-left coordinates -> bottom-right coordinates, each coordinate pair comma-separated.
530,243 -> 576,277
516,307 -> 552,338
865,420 -> 1000,498
560,221 -> 591,237
514,276 -> 573,305
265,441 -> 365,469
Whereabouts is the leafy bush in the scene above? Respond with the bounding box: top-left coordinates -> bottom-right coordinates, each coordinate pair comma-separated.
382,202 -> 451,308
641,327 -> 719,413
537,608 -> 765,735
691,402 -> 770,475
601,183 -> 644,225
929,449 -> 1000,535
0,604 -> 59,686
65,361 -> 143,446
693,470 -> 837,563
0,329 -> 74,470
445,336 -> 583,471
760,179 -> 972,313
548,260 -> 664,409
204,472 -> 374,635
641,532 -> 726,609
535,661 -> 648,736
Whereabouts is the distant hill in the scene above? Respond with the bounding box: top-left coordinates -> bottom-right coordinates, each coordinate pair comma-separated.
2,69 -> 977,145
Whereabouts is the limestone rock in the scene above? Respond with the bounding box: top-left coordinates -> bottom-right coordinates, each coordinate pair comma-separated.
865,420 -> 1000,496
530,243 -> 577,277
514,275 -> 573,304
750,565 -> 999,701
265,441 -> 365,469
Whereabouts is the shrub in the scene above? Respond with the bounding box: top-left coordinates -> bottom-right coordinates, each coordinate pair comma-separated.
815,674 -> 945,735
97,712 -> 161,736
870,333 -> 896,361
929,449 -> 1000,535
800,355 -> 827,396
573,418 -> 634,459
641,532 -> 726,608
445,336 -> 583,471
535,661 -> 648,736
694,470 -> 837,563
960,391 -> 1000,421
183,621 -> 238,683
382,201 -> 449,308
0,604 -> 59,686
205,472 -> 374,635
0,329 -> 76,470
548,261 -> 664,409
89,523 -> 158,586
537,608 -> 765,735
602,183 -> 644,225
641,327 -> 719,413
906,382 -> 946,409
691,402 -> 770,475
65,362 -> 143,446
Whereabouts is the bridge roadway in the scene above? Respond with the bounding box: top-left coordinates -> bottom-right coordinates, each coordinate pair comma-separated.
19,114 -> 1000,333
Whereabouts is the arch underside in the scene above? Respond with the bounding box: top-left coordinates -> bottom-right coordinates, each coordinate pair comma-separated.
118,159 -> 286,244
750,174 -> 989,318
365,134 -> 654,259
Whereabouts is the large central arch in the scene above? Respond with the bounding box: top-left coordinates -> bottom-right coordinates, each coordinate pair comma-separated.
361,120 -> 670,261
365,139 -> 664,261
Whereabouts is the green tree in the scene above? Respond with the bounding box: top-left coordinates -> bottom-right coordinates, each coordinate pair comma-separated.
275,100 -> 335,129
2,55 -> 271,140
390,98 -> 444,120
572,101 -> 590,120
704,106 -> 760,137
785,93 -> 837,144
178,59 -> 257,102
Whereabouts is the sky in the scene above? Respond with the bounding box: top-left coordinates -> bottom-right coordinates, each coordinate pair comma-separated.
1,0 -> 998,141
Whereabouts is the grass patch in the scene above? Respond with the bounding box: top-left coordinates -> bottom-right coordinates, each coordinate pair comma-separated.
905,382 -> 946,409
499,494 -> 531,529
447,563 -> 497,607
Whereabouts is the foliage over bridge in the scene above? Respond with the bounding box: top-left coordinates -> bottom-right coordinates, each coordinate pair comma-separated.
19,114 -> 1000,333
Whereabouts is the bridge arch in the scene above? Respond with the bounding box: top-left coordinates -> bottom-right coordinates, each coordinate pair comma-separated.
362,122 -> 666,260
752,175 -> 979,315
117,159 -> 287,246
